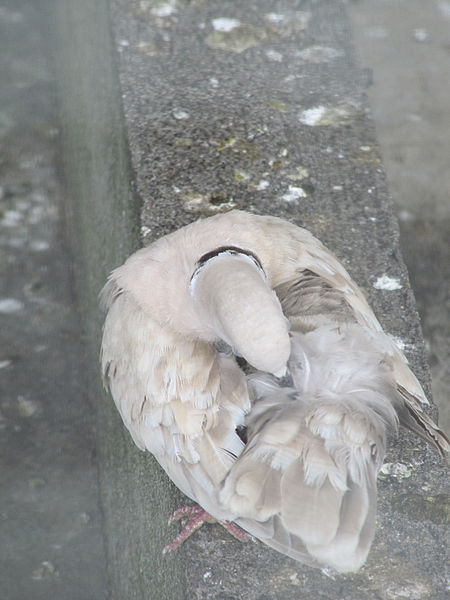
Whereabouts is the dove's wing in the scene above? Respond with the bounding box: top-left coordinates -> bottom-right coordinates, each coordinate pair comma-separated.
101,279 -> 250,521
270,232 -> 449,458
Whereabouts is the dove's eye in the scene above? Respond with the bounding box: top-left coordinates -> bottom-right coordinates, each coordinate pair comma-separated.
235,425 -> 248,445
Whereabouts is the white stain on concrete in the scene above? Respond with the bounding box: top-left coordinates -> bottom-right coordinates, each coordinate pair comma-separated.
295,46 -> 342,63
282,186 -> 307,202
286,166 -> 309,182
31,560 -> 57,581
320,567 -> 337,580
373,275 -> 403,291
1,210 -> 22,227
30,240 -> 50,252
17,396 -> 40,418
264,13 -> 285,24
211,17 -> 241,32
265,49 -> 283,62
151,2 -> 177,18
234,170 -> 250,183
388,335 -> 407,351
298,105 -> 327,126
182,192 -> 236,214
412,28 -> 429,43
379,462 -> 413,480
0,298 -> 24,313
299,104 -> 359,126
256,179 -> 270,191
172,109 -> 190,120
383,582 -> 430,600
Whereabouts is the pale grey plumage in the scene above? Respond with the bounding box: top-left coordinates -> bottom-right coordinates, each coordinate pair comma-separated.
100,210 -> 449,572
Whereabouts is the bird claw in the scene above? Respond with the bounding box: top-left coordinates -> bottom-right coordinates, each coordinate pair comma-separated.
163,504 -> 252,554
167,504 -> 204,526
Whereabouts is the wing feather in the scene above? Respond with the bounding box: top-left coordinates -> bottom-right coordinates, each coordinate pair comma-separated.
101,287 -> 250,518
274,262 -> 449,456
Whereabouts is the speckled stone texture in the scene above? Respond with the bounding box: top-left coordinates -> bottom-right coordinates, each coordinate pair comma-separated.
55,0 -> 449,598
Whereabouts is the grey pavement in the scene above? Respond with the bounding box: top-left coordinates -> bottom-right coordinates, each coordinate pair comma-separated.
0,1 -> 108,599
1,0 -> 449,599
348,0 -> 450,437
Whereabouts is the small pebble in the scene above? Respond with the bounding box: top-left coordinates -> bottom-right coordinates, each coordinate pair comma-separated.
31,561 -> 57,580
0,298 -> 24,313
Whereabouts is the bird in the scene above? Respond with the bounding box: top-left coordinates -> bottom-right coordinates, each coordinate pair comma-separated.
100,209 -> 449,573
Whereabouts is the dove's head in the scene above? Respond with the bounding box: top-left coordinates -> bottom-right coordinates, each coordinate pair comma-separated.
189,248 -> 291,377
107,223 -> 291,378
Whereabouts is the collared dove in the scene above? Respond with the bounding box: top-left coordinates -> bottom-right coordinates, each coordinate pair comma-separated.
100,210 -> 448,573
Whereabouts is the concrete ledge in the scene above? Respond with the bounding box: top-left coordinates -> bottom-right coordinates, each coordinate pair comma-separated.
53,0 -> 449,598
52,1 -> 186,598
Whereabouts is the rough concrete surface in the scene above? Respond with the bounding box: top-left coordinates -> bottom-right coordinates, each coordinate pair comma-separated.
2,0 -> 449,599
0,1 -> 108,598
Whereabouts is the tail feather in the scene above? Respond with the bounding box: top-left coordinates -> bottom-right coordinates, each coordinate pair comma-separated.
220,324 -> 400,572
281,467 -> 344,546
308,474 -> 376,572
396,385 -> 450,459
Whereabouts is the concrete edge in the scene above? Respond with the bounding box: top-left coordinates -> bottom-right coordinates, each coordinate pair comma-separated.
51,1 -> 187,598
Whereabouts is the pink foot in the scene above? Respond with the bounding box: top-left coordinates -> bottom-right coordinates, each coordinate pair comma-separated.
163,505 -> 252,554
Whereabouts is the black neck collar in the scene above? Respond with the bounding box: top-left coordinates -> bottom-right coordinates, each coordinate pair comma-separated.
192,246 -> 264,281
